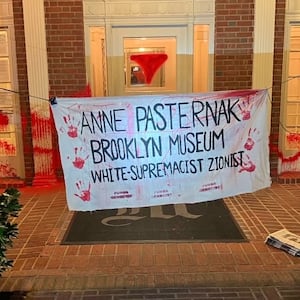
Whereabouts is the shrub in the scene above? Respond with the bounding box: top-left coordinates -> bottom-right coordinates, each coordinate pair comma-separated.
0,188 -> 22,276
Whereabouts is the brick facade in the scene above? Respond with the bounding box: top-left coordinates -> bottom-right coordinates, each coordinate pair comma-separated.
44,0 -> 87,178
44,0 -> 87,97
214,0 -> 254,91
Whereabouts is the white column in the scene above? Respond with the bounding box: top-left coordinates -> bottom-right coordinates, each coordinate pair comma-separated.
252,0 -> 276,139
22,0 -> 57,185
252,0 -> 276,91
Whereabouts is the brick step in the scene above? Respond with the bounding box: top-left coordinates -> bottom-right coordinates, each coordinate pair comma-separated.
0,178 -> 26,189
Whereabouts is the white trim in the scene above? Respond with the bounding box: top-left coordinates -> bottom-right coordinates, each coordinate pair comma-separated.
253,0 -> 276,54
83,0 -> 215,55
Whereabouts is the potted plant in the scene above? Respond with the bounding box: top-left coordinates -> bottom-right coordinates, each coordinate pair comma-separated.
0,188 -> 22,276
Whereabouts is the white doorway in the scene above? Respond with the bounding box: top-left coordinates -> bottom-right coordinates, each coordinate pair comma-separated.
89,27 -> 107,97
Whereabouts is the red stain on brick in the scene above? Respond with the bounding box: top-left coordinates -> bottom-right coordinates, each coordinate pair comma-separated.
71,84 -> 92,97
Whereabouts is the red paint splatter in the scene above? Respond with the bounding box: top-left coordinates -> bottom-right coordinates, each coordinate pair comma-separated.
269,134 -> 300,163
71,84 -> 92,97
30,111 -> 58,176
0,140 -> 16,155
130,53 -> 168,84
287,133 -> 300,147
31,111 -> 53,138
0,163 -> 17,177
0,112 -> 9,128
219,89 -> 260,99
32,146 -> 53,154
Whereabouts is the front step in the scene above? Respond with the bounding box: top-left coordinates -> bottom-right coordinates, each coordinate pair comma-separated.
0,178 -> 26,189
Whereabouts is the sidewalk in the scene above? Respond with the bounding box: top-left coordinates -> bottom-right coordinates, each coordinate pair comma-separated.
0,182 -> 299,299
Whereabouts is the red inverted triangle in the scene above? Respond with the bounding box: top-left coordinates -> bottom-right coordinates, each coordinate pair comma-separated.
130,53 -> 168,84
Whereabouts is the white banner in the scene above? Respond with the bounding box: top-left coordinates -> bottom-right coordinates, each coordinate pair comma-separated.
51,89 -> 271,211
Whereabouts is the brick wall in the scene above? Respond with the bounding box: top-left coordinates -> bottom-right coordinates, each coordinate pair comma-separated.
44,0 -> 87,97
12,0 -> 34,185
44,0 -> 87,178
271,0 -> 286,180
214,0 -> 254,91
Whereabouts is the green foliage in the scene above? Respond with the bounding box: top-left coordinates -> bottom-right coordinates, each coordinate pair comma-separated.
0,188 -> 22,275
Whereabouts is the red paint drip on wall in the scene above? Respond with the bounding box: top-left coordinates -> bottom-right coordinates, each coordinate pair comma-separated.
0,112 -> 9,128
269,134 -> 300,163
0,163 -> 17,177
30,111 -> 57,175
31,111 -> 53,138
71,84 -> 92,97
0,140 -> 16,155
287,133 -> 300,147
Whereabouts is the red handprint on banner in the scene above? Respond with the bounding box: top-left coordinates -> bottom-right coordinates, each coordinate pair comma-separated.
74,180 -> 91,201
244,127 -> 261,151
70,147 -> 89,169
239,154 -> 256,173
62,114 -> 80,138
238,98 -> 252,120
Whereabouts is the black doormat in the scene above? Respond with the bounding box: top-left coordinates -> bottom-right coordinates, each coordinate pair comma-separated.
0,292 -> 27,299
62,199 -> 246,244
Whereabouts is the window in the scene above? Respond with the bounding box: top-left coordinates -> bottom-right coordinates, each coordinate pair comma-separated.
0,29 -> 16,158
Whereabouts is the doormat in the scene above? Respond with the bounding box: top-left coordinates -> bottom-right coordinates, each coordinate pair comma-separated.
0,291 -> 27,299
62,199 -> 246,244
